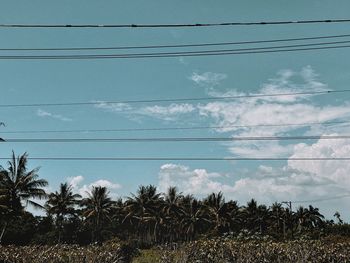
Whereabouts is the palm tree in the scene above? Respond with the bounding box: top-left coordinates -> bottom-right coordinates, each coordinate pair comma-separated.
334,211 -> 343,224
162,187 -> 183,243
270,202 -> 285,236
307,205 -> 324,229
0,151 -> 48,243
46,183 -> 81,243
82,186 -> 114,243
0,172 -> 8,213
243,199 -> 259,232
204,192 -> 231,235
0,173 -> 9,243
295,206 -> 309,231
124,185 -> 163,244
180,196 -> 205,241
226,200 -> 242,234
256,204 -> 270,234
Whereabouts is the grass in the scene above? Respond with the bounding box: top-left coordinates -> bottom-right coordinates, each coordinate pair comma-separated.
132,249 -> 162,263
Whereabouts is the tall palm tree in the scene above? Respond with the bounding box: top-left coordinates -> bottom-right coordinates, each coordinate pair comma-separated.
162,187 -> 183,243
82,186 -> 114,243
124,185 -> 163,244
0,172 -> 8,213
0,151 -> 48,243
204,192 -> 231,235
46,183 -> 81,243
295,206 -> 309,231
256,204 -> 270,234
334,211 -> 343,224
307,205 -> 324,229
243,199 -> 259,231
270,202 -> 285,236
226,200 -> 242,234
180,196 -> 205,241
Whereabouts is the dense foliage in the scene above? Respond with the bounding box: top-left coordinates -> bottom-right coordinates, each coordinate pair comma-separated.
0,152 -> 349,247
0,241 -> 136,263
159,238 -> 350,263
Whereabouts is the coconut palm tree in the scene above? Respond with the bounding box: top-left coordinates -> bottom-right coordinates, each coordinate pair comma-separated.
124,185 -> 163,244
204,192 -> 232,235
0,151 -> 48,243
81,186 -> 114,243
256,204 -> 270,234
334,211 -> 343,224
295,206 -> 309,231
162,186 -> 183,243
226,200 -> 242,234
243,199 -> 259,231
307,205 -> 324,228
180,196 -> 205,241
270,202 -> 285,236
46,183 -> 81,243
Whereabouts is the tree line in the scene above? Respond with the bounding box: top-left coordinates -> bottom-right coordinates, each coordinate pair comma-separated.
0,152 -> 348,246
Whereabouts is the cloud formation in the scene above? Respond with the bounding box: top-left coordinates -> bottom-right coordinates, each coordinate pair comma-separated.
137,103 -> 195,121
37,109 -> 72,122
67,175 -> 122,198
157,136 -> 350,218
189,71 -> 227,87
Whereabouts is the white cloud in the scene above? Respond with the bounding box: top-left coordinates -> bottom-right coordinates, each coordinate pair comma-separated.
37,109 -> 72,122
67,175 -> 84,189
189,72 -> 227,87
67,175 -> 122,198
138,103 -> 195,121
257,66 -> 327,103
157,135 -> 350,219
94,100 -> 195,121
93,101 -> 132,112
195,66 -> 350,157
158,163 -> 234,196
288,137 -> 350,188
157,155 -> 350,219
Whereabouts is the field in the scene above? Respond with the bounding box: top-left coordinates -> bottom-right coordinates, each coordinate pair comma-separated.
0,242 -> 135,263
1,238 -> 350,263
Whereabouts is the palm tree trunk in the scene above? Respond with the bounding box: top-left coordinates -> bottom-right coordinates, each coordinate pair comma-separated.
153,221 -> 158,243
0,222 -> 8,244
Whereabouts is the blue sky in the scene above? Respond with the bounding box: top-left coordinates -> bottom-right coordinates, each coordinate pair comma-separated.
1,0 -> 350,220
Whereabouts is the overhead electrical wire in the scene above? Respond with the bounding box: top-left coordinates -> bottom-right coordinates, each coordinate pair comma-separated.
1,135 -> 350,143
0,42 -> 350,60
1,33 -> 350,51
0,157 -> 348,161
0,120 -> 348,134
0,89 -> 348,108
0,19 -> 350,28
291,194 -> 350,204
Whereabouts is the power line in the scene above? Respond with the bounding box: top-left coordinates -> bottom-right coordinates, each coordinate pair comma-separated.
0,157 -> 348,161
0,89 -> 348,108
2,135 -> 350,143
291,194 -> 350,204
1,33 -> 350,51
1,121 -> 348,134
0,42 -> 350,60
1,19 -> 350,28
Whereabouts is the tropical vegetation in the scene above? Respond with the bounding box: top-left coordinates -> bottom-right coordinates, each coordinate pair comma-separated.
1,151 -> 350,262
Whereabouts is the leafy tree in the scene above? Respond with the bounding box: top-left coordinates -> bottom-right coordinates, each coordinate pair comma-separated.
162,187 -> 183,243
82,186 -> 114,243
46,183 -> 81,243
180,196 -> 205,241
124,185 -> 163,245
204,192 -> 232,235
0,152 -> 47,243
334,211 -> 343,224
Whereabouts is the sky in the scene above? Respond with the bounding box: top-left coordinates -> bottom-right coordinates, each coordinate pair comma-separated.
1,0 -> 350,220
